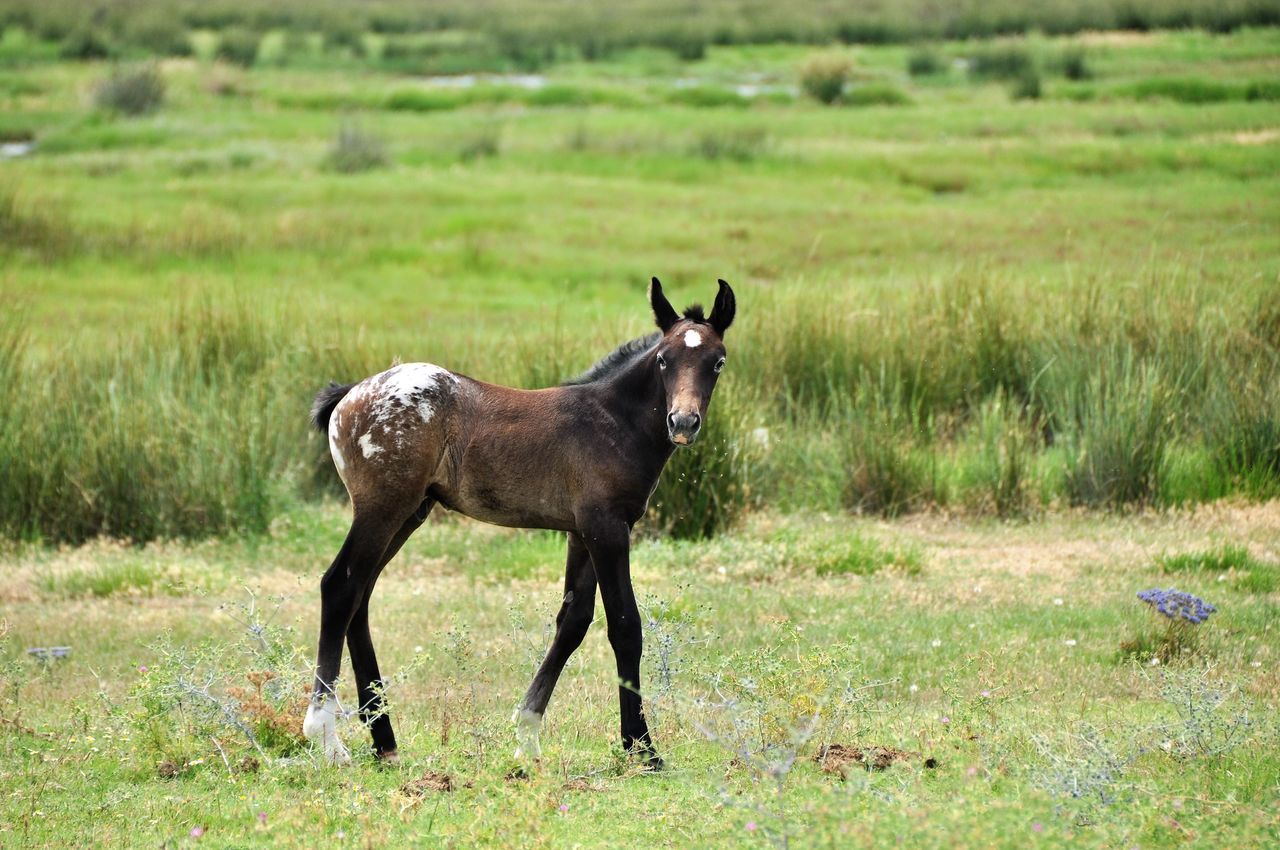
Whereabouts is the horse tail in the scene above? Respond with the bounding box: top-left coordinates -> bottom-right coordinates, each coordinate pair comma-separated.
310,382 -> 356,434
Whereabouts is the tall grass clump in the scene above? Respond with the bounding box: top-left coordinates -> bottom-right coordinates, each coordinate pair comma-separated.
0,299 -> 380,543
967,44 -> 1034,80
843,82 -> 912,106
836,374 -> 935,517
215,28 -> 261,67
907,47 -> 944,76
1205,374 -> 1280,499
1056,359 -> 1177,509
690,126 -> 769,161
958,391 -> 1034,516
0,184 -> 77,259
323,122 -> 389,173
799,54 -> 851,104
93,64 -> 165,116
1010,69 -> 1042,100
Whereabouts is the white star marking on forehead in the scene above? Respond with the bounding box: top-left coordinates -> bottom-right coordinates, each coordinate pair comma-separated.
683,329 -> 702,348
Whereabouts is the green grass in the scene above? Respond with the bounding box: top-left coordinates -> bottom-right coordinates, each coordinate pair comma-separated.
0,25 -> 1279,843
1,27 -> 1279,541
1,506 -> 1276,848
1159,545 -> 1280,594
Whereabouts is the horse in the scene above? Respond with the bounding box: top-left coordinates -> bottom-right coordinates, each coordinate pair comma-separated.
303,278 -> 736,767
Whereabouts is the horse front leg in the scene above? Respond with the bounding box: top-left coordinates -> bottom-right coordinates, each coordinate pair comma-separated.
580,513 -> 660,767
514,534 -> 597,760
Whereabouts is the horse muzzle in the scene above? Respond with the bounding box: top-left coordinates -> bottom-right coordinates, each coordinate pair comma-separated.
666,411 -> 702,446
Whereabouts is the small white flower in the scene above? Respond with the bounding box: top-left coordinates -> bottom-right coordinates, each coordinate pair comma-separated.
972,585 -> 982,594
931,639 -> 942,648
1064,639 -> 1077,647
414,645 -> 424,653
968,622 -> 977,629
1053,598 -> 1064,606
717,566 -> 727,575
1217,574 -> 1227,582
909,683 -> 919,693
1149,656 -> 1161,666
1250,661 -> 1262,668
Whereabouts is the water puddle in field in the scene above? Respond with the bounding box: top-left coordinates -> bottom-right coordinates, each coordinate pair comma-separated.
674,74 -> 796,98
1,140 -> 34,159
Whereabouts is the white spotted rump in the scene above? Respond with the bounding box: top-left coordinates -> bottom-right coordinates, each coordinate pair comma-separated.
683,329 -> 702,348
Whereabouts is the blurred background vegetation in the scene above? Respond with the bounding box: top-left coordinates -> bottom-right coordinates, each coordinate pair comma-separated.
1,1 -> 1278,543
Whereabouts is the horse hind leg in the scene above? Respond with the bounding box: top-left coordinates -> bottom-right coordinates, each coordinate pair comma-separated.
345,497 -> 434,762
305,507 -> 414,764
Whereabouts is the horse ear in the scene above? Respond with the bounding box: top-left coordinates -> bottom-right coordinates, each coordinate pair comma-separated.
708,279 -> 736,335
649,277 -> 679,332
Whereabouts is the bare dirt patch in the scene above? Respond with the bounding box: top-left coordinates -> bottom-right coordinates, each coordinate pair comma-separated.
815,743 -> 937,775
401,770 -> 455,794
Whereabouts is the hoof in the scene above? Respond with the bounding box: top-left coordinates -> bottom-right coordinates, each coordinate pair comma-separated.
377,749 -> 399,766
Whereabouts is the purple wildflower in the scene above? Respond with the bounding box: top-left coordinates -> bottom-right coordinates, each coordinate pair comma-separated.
257,812 -> 268,826
1136,589 -> 1216,624
190,826 -> 204,838
745,821 -> 757,831
559,804 -> 569,813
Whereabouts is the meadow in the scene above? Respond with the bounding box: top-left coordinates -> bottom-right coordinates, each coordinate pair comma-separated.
0,11 -> 1279,849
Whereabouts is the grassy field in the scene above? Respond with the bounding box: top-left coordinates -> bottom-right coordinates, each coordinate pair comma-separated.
1,505 -> 1278,847
1,14 -> 1279,848
2,27 -> 1279,542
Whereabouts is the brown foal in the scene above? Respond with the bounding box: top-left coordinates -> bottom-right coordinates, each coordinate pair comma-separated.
304,278 -> 735,766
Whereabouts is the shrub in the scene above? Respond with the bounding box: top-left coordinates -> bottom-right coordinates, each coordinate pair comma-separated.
968,44 -> 1034,80
59,26 -> 113,60
799,54 -> 851,104
1124,77 -> 1238,104
1010,69 -> 1042,100
324,122 -> 388,173
1058,47 -> 1090,80
667,85 -> 749,108
1245,79 -> 1280,102
691,126 -> 769,161
123,13 -> 191,57
844,81 -> 912,106
457,125 -> 501,162
385,88 -> 465,112
215,28 -> 260,67
907,47 -> 944,76
93,64 -> 165,116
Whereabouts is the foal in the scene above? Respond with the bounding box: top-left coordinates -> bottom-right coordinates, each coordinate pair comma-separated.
304,278 -> 736,765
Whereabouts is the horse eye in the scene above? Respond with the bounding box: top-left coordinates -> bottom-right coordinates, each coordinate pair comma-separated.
714,357 -> 726,373
656,354 -> 667,370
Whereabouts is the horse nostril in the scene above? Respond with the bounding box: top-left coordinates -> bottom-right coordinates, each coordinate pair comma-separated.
691,413 -> 701,431
666,412 -> 677,432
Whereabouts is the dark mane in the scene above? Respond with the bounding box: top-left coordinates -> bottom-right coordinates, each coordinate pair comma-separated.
682,304 -> 705,322
562,332 -> 661,386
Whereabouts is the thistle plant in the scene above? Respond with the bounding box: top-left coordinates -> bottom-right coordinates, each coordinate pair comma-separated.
1136,588 -> 1216,624
1120,588 -> 1216,663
